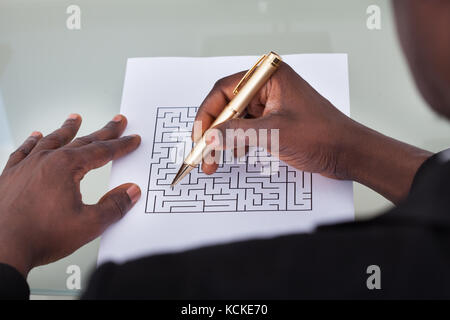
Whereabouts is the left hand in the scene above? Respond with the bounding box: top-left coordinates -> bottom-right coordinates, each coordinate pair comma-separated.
0,114 -> 141,277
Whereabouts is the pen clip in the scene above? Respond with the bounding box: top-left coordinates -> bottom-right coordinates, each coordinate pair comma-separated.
233,54 -> 267,95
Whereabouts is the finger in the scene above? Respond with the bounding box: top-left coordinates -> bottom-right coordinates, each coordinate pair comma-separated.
192,72 -> 246,142
76,135 -> 141,176
67,114 -> 128,148
204,116 -> 272,151
84,183 -> 141,234
202,144 -> 248,176
3,131 -> 43,171
201,149 -> 220,175
234,146 -> 249,159
30,114 -> 82,154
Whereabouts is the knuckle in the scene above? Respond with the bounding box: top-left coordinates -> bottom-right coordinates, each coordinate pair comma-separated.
74,136 -> 92,146
106,195 -> 127,220
19,149 -> 52,164
10,148 -> 28,159
62,118 -> 78,128
44,133 -> 64,147
124,135 -> 139,146
54,148 -> 77,163
9,137 -> 39,159
35,149 -> 51,159
213,73 -> 242,90
213,77 -> 226,89
104,121 -> 119,130
92,140 -> 113,158
32,150 -> 52,159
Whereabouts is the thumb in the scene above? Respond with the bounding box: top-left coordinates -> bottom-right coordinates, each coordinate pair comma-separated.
87,183 -> 141,233
204,116 -> 270,151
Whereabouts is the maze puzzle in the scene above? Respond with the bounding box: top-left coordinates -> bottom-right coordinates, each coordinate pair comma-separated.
145,107 -> 313,213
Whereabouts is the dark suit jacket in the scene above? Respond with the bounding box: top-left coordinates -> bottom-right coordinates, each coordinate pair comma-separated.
2,151 -> 450,299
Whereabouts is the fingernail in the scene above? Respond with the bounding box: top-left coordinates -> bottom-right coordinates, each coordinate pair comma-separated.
126,184 -> 141,204
67,113 -> 80,120
30,131 -> 42,137
112,115 -> 123,123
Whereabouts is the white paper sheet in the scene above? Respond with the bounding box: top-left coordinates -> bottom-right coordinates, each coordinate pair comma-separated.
98,54 -> 354,264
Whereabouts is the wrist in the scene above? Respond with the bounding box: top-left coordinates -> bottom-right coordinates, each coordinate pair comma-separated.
336,119 -> 432,203
332,119 -> 369,181
0,238 -> 32,279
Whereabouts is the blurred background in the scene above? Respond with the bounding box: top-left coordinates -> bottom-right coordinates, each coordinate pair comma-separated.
1,0 -> 449,298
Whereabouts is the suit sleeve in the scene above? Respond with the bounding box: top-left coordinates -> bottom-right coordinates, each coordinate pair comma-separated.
0,263 -> 30,300
81,150 -> 450,299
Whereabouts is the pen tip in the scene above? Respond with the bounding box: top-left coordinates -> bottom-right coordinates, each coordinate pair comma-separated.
171,163 -> 194,188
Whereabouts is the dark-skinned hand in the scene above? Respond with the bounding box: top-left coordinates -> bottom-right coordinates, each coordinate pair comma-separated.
194,62 -> 431,204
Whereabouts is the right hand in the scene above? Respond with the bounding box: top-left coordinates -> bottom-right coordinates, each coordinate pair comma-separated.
193,61 -> 432,204
193,62 -> 360,180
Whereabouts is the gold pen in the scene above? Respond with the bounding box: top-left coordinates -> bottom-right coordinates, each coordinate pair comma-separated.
171,51 -> 282,187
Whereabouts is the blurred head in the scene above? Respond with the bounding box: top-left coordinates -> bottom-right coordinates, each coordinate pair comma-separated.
393,0 -> 450,118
